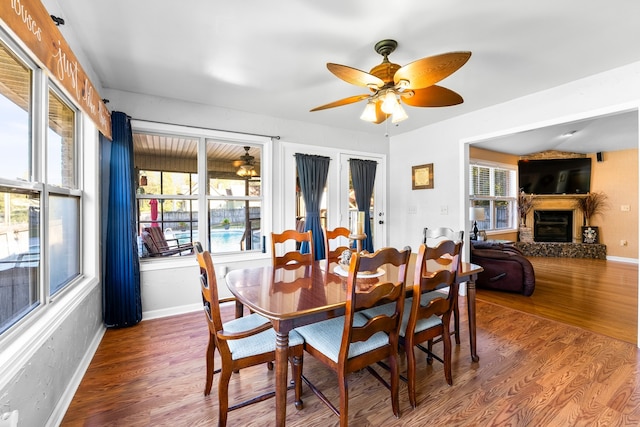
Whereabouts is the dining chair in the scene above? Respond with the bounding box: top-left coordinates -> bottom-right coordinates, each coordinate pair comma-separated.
271,229 -> 314,266
295,246 -> 411,426
406,241 -> 461,406
422,227 -> 464,345
195,242 -> 305,426
363,240 -> 461,407
324,226 -> 351,262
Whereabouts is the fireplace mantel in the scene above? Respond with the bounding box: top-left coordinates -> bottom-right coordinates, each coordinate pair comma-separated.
521,194 -> 587,242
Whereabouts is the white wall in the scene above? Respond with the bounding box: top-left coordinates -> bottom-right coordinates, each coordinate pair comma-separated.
388,61 -> 640,255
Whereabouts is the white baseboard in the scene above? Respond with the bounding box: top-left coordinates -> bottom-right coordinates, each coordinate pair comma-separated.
142,303 -> 202,321
606,256 -> 638,264
47,325 -> 106,427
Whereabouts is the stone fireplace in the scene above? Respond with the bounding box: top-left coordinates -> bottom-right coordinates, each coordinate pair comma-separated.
534,210 -> 573,242
516,194 -> 606,259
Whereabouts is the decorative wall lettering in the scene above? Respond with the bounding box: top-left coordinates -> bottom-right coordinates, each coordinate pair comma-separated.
2,0 -> 112,138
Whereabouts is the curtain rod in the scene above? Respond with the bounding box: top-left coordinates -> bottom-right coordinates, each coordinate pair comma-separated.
129,118 -> 280,140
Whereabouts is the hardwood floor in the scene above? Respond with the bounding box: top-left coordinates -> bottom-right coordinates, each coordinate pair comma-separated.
476,257 -> 638,344
61,258 -> 640,426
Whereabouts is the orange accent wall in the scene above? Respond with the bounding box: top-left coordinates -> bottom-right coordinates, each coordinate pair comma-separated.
470,146 -> 638,259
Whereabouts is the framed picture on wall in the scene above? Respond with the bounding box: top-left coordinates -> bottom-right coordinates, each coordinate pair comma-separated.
412,163 -> 434,190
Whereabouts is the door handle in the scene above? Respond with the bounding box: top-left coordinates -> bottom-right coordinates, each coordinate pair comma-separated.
378,220 -> 384,224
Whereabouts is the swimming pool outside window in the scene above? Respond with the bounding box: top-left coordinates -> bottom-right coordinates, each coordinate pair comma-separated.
134,132 -> 263,256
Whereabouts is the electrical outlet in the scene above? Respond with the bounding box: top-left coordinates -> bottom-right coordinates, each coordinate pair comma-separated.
621,240 -> 628,246
440,205 -> 448,215
408,206 -> 417,215
621,205 -> 631,211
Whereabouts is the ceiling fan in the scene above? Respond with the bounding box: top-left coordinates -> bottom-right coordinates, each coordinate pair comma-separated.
310,39 -> 471,124
235,146 -> 257,178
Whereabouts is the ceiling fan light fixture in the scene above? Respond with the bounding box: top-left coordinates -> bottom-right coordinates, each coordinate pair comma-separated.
237,167 -> 257,178
391,103 -> 408,123
360,101 -> 378,122
236,146 -> 257,177
381,90 -> 399,114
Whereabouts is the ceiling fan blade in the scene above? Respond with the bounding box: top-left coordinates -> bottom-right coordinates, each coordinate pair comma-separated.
327,63 -> 385,88
394,51 -> 471,90
401,85 -> 464,107
310,94 -> 371,111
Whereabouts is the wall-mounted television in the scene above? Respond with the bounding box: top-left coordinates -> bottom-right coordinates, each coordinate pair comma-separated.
518,158 -> 592,195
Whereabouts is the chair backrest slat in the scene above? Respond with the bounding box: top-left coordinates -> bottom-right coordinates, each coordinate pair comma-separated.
411,240 -> 462,324
340,246 -> 411,360
324,227 -> 351,262
423,227 -> 464,245
271,230 -> 314,266
195,242 -> 225,338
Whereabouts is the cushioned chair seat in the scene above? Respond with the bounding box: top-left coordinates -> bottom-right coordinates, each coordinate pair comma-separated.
295,313 -> 389,363
361,296 -> 442,338
224,314 -> 304,360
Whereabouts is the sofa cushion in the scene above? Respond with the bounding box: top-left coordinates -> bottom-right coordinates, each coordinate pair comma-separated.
471,242 -> 535,296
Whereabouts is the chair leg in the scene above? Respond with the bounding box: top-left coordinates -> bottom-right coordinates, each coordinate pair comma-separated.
427,339 -> 434,365
453,300 -> 461,345
406,342 -> 418,408
204,335 -> 216,395
218,369 -> 232,427
291,354 -> 304,410
338,372 -> 349,427
389,352 -> 401,418
443,325 -> 453,386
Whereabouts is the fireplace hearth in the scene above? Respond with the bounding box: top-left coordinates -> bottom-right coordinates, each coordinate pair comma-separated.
534,210 -> 573,242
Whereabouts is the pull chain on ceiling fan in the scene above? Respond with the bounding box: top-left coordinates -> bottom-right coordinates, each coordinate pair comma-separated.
310,39 -> 471,124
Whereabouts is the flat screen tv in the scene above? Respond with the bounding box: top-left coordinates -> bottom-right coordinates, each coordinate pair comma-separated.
518,158 -> 592,195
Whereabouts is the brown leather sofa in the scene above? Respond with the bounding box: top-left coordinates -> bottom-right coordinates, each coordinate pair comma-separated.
470,241 -> 535,296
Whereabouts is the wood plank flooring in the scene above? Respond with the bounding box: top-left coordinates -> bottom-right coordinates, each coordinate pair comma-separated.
476,257 -> 638,344
61,258 -> 640,426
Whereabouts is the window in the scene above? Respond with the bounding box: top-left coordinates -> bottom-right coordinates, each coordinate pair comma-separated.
0,37 -> 81,335
469,162 -> 517,231
134,131 -> 264,256
47,88 -> 80,295
206,140 -> 262,253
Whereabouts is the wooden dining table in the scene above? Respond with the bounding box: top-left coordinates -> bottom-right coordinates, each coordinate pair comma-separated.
225,256 -> 483,426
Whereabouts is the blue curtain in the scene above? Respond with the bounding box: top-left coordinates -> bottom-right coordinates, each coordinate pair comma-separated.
295,154 -> 330,260
101,112 -> 142,328
350,159 -> 377,253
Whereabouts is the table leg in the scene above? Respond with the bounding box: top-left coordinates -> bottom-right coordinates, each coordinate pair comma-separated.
466,276 -> 479,362
275,328 -> 290,426
235,300 -> 244,318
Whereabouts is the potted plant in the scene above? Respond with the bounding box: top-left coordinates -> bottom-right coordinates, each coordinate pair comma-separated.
574,191 -> 608,243
517,190 -> 535,227
222,218 -> 230,230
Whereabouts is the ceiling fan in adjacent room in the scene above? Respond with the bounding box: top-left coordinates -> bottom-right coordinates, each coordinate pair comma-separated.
235,146 -> 257,178
310,39 -> 471,124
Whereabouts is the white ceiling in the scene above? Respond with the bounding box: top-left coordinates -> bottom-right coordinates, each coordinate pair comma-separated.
44,0 -> 640,154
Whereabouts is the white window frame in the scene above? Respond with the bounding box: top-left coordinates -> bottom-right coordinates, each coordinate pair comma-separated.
131,120 -> 272,262
469,160 -> 518,232
0,32 -> 84,337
